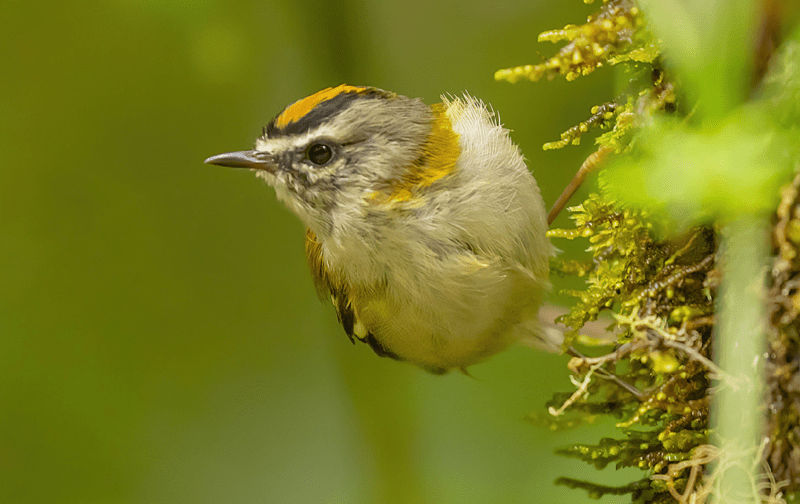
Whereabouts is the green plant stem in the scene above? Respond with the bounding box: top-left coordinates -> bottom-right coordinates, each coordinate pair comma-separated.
713,217 -> 769,503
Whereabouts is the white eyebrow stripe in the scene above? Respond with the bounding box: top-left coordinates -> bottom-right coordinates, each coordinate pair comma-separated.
255,123 -> 340,153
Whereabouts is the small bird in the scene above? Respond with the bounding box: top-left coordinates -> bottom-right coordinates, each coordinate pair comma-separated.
206,85 -> 560,374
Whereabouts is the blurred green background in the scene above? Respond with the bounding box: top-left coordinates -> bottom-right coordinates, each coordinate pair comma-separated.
1,0 -> 639,502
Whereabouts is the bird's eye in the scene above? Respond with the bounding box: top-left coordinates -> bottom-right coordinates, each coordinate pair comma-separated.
306,143 -> 333,165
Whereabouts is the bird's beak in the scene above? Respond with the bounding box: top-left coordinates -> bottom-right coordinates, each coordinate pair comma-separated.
204,150 -> 277,173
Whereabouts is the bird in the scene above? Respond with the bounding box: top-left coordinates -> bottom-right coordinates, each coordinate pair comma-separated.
205,84 -> 561,374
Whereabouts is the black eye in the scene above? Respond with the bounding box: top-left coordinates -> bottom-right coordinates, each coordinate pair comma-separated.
306,143 -> 333,165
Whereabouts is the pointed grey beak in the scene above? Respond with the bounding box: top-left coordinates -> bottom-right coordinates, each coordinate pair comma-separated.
204,150 -> 277,173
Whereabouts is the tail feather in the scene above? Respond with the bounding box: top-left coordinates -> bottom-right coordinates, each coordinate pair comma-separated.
514,317 -> 564,353
516,303 -> 618,353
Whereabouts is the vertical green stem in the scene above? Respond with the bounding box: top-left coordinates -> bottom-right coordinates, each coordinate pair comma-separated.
713,217 -> 769,503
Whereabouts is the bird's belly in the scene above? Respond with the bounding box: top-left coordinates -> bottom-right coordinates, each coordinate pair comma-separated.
356,267 -> 541,373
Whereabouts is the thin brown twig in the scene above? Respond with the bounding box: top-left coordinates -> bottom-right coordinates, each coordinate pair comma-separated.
548,145 -> 613,225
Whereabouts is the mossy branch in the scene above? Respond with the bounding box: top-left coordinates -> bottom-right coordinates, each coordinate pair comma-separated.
497,1 -> 800,502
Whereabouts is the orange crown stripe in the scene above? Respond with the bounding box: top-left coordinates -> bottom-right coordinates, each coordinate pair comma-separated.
274,85 -> 368,129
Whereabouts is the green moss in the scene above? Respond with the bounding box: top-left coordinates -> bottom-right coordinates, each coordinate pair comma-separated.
498,2 -> 800,501
549,196 -> 717,500
494,0 -> 654,84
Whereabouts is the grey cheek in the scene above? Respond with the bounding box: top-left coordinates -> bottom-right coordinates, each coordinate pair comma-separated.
339,148 -> 369,176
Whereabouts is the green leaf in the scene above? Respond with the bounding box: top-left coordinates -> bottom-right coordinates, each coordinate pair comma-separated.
601,108 -> 797,224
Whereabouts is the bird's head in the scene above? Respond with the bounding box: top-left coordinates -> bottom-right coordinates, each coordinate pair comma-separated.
205,85 -> 450,236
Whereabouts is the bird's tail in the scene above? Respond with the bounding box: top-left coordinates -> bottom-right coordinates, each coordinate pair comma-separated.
515,303 -> 617,353
513,310 -> 564,353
